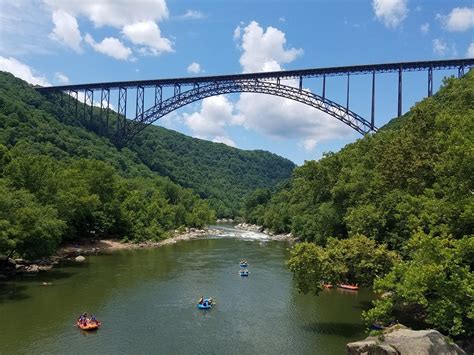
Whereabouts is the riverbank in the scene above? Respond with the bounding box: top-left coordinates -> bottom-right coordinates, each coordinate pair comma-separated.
1,227 -> 220,280
234,223 -> 295,241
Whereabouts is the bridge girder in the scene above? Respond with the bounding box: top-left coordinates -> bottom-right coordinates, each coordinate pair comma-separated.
116,79 -> 375,145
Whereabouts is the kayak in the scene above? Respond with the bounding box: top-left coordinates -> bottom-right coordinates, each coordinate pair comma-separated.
239,270 -> 249,276
338,284 -> 359,290
76,320 -> 101,331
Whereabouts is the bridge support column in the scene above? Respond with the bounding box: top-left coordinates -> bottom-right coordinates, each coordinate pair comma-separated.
100,88 -> 110,134
299,76 -> 303,91
346,74 -> 350,113
174,84 -> 181,98
458,65 -> 464,78
155,85 -> 162,108
117,87 -> 127,135
136,86 -> 145,122
398,67 -> 402,117
428,67 -> 433,97
83,89 -> 93,125
371,71 -> 375,130
322,74 -> 326,100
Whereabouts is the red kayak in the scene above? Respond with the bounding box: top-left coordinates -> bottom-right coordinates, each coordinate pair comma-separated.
338,284 -> 359,290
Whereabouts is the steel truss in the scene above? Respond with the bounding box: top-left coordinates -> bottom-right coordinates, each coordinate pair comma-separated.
116,80 -> 375,145
35,58 -> 474,146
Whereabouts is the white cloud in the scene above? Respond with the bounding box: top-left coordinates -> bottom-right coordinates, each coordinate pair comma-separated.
432,38 -> 448,56
180,10 -> 204,20
122,21 -> 173,55
438,7 -> 474,32
54,72 -> 69,84
0,56 -> 50,86
182,95 -> 240,146
212,136 -> 237,147
182,21 -> 354,152
239,21 -> 303,73
233,25 -> 241,41
467,42 -> 474,58
187,62 -> 202,74
420,22 -> 429,34
84,33 -> 132,60
372,0 -> 408,29
44,0 -> 169,28
49,10 -> 82,52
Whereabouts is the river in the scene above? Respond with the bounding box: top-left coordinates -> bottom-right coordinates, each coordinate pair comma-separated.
0,225 -> 373,354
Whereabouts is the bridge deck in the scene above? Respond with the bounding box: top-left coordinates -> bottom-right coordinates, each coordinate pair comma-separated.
36,58 -> 474,92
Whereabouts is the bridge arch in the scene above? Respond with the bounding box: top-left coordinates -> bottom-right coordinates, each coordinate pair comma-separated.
121,79 -> 376,144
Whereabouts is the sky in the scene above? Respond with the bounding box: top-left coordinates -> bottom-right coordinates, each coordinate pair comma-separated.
0,0 -> 473,165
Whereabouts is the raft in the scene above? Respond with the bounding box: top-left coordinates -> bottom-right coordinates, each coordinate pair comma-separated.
76,320 -> 101,331
239,270 -> 249,277
239,262 -> 248,267
197,300 -> 213,309
337,284 -> 359,290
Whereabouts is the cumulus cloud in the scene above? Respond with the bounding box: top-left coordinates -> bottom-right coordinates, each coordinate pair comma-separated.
49,10 -> 82,52
372,0 -> 408,29
467,42 -> 474,58
182,21 -> 353,152
182,96 -> 240,147
420,23 -> 429,34
0,56 -> 50,86
212,136 -> 237,147
187,62 -> 202,74
437,7 -> 474,32
44,0 -> 169,28
84,33 -> 132,60
432,38 -> 448,56
239,21 -> 303,72
122,21 -> 173,55
180,10 -> 204,20
54,72 -> 69,84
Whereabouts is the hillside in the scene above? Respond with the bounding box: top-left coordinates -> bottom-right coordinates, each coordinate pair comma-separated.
247,72 -> 474,339
0,71 -> 295,217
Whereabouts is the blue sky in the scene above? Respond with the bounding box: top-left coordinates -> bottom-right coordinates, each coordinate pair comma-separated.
0,0 -> 473,164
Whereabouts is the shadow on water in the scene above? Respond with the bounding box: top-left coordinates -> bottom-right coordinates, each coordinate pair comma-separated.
302,321 -> 364,338
0,268 -> 76,304
352,300 -> 373,311
0,283 -> 30,302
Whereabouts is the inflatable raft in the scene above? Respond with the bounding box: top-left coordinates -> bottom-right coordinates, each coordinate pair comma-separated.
239,270 -> 249,277
197,299 -> 213,309
337,284 -> 359,290
76,320 -> 101,331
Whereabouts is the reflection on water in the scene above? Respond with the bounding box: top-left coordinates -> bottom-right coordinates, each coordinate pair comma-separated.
0,226 -> 372,354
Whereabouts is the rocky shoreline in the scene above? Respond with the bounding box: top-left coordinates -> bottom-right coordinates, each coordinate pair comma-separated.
234,222 -> 295,241
0,227 -> 220,280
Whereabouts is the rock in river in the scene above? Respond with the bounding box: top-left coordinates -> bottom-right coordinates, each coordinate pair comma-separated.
75,255 -> 86,262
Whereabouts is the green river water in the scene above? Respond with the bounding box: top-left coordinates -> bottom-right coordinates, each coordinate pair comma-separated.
0,226 -> 373,354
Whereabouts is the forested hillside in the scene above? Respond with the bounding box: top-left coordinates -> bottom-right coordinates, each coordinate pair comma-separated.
0,71 -> 294,218
0,71 -> 293,259
245,72 -> 474,339
129,128 -> 295,217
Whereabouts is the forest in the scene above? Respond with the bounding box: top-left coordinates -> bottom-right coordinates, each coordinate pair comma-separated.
0,71 -> 292,259
244,72 -> 474,339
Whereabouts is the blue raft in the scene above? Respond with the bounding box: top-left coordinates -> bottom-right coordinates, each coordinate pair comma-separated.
197,299 -> 213,309
239,262 -> 248,267
239,270 -> 249,277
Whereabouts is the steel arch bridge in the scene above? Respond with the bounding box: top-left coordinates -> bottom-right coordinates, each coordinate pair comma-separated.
36,58 -> 474,146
